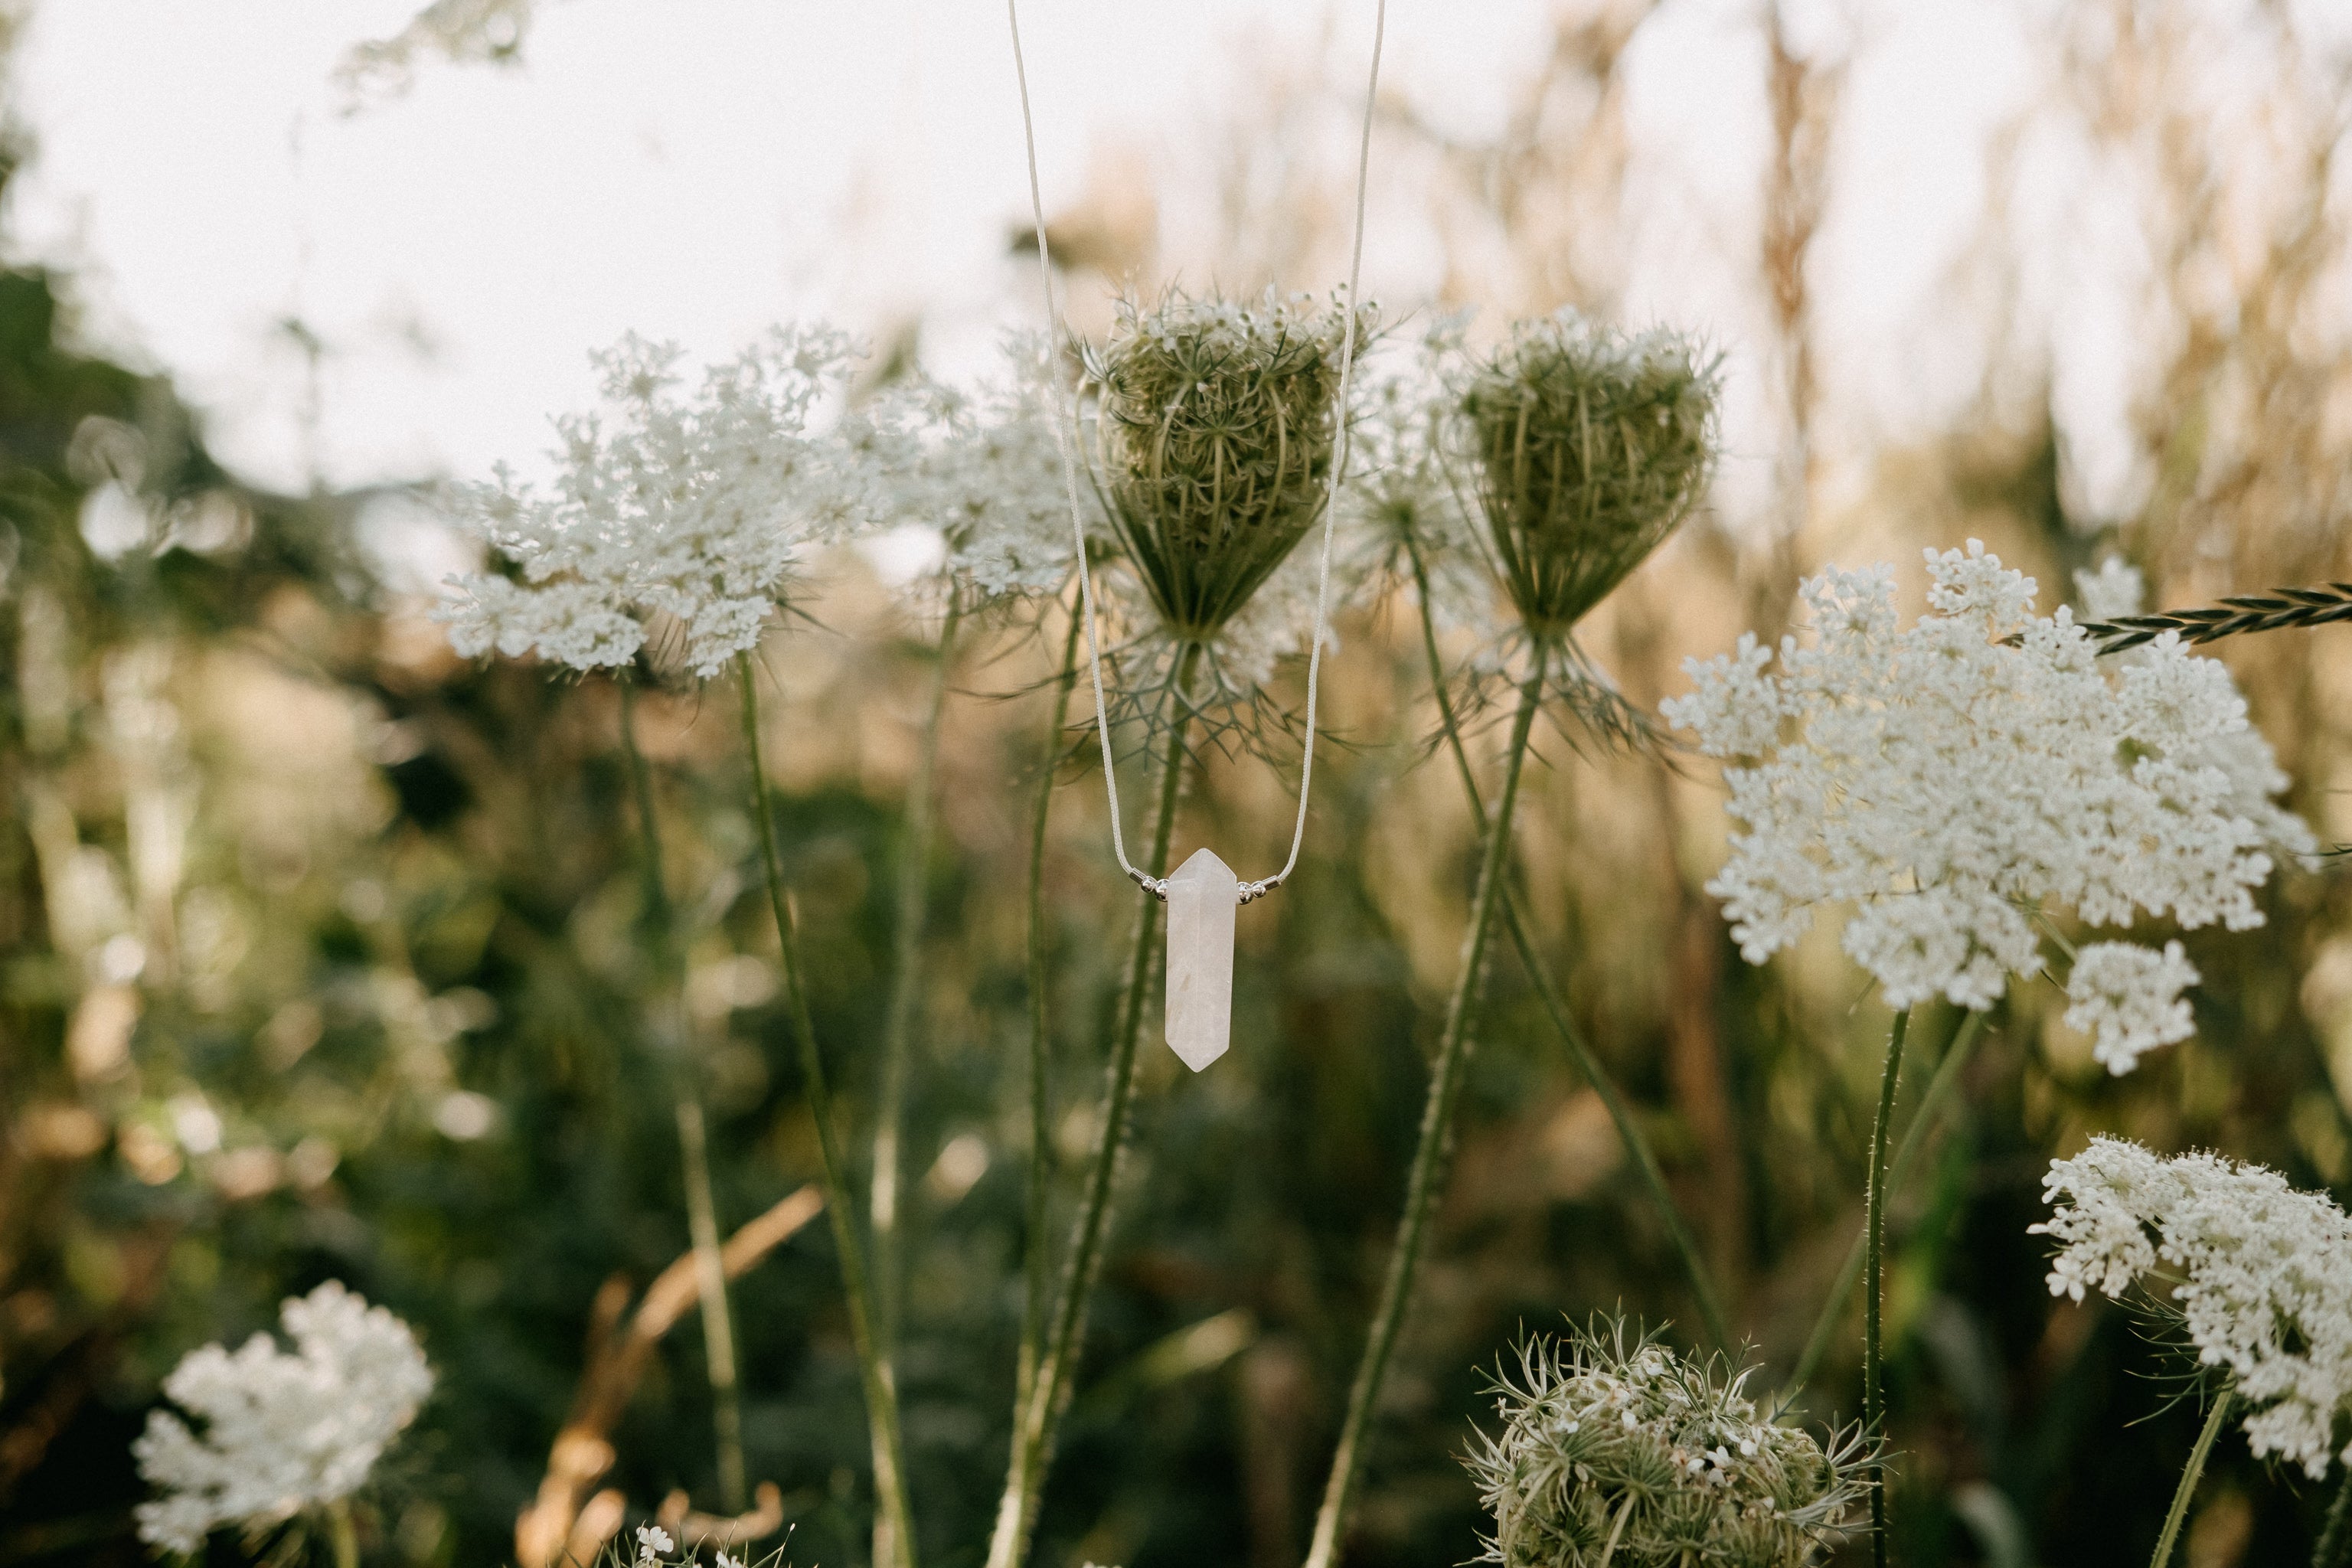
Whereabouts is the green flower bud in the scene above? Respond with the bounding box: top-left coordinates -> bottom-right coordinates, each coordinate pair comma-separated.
1460,316 -> 1719,639
1086,287 -> 1375,642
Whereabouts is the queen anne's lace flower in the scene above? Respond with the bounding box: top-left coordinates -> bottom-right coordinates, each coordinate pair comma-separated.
2034,1137 -> 2352,1476
2075,557 -> 2147,624
2063,939 -> 2199,1074
1465,1320 -> 1864,1567
438,325 -> 880,680
1346,312 -> 1496,636
1086,287 -> 1369,642
1664,543 -> 2310,1037
134,1282 -> 433,1553
875,337 -> 1088,608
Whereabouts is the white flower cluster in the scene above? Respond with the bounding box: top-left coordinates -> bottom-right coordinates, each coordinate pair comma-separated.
632,1521 -> 753,1567
437,325 -> 880,680
1201,536 -> 1353,694
1344,311 -> 1496,635
2062,939 -> 2199,1074
2075,556 -> 2148,624
1664,543 -> 2310,1062
2035,1136 -> 2352,1475
134,1282 -> 433,1553
874,336 -> 1086,606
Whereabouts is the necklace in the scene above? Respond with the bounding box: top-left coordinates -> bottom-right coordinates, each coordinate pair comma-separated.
1008,0 -> 1387,1071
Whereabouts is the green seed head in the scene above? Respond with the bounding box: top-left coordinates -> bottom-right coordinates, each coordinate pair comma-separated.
1465,1320 -> 1866,1568
1086,287 -> 1374,642
1459,315 -> 1719,638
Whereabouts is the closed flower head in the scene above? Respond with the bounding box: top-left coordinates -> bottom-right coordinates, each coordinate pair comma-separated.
1465,1318 -> 1865,1568
1460,315 -> 1718,639
1086,287 -> 1372,643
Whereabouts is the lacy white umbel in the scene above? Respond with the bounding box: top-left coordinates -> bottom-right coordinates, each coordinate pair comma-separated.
438,325 -> 879,680
134,1282 -> 433,1553
2036,1137 -> 2352,1476
876,337 -> 1092,610
2062,939 -> 2200,1075
1664,542 -> 2311,1059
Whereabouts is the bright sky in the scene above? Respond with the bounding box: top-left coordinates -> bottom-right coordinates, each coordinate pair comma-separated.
7,0 -> 2055,515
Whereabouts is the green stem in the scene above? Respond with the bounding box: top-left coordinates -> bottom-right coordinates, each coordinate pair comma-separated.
1018,606 -> 1087,1416
2314,1455 -> 2352,1568
326,1501 -> 358,1568
619,681 -> 748,1514
2152,1389 -> 2234,1568
1406,547 -> 1730,1351
1791,1010 -> 1984,1396
1864,1008 -> 1911,1568
675,1096 -> 745,1511
1303,645 -> 1549,1568
1595,1492 -> 1634,1568
736,655 -> 919,1568
872,599 -> 962,1362
985,640 -> 1200,1568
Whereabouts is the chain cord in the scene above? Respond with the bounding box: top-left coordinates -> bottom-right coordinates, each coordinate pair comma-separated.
1008,0 -> 1387,904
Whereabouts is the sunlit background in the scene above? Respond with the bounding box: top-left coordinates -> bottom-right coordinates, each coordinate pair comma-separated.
8,1 -> 2352,1565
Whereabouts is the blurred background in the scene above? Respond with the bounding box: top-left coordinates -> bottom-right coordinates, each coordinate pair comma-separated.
6,0 -> 2352,1563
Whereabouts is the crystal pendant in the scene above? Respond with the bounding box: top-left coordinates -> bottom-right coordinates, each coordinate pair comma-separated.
1164,848 -> 1238,1071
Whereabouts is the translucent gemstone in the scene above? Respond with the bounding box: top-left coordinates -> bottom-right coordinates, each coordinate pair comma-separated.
1164,848 -> 1239,1071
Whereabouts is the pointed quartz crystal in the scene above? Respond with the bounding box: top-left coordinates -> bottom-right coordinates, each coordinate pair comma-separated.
1164,848 -> 1240,1071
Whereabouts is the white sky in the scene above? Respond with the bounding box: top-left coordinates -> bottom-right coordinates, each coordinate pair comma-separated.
5,0 -> 2069,513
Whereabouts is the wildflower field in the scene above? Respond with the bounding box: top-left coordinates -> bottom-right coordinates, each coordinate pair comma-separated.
8,4 -> 2352,1567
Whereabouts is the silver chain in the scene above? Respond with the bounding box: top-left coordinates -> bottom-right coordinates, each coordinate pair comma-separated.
1007,0 -> 1387,903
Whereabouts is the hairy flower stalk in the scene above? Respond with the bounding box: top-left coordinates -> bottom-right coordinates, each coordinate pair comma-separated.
2318,1468 -> 2352,1568
737,657 -> 918,1568
1465,1319 -> 1867,1568
987,644 -> 1201,1568
1404,539 -> 1729,1351
1308,317 -> 1718,1568
1788,1011 -> 1986,1396
620,682 -> 747,1514
2151,1391 -> 2234,1568
870,341 -> 1080,1400
870,596 -> 960,1361
1670,545 -> 2308,1560
988,286 -> 1368,1568
1018,607 -> 1086,1416
439,328 -> 915,1560
1860,1008 -> 1906,1568
1307,649 -> 1547,1568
